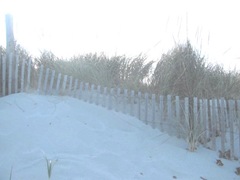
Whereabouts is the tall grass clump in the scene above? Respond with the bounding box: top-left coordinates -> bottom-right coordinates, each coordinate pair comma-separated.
35,52 -> 153,92
203,64 -> 240,99
151,40 -> 240,150
151,40 -> 207,98
151,40 -> 240,99
151,41 -> 206,150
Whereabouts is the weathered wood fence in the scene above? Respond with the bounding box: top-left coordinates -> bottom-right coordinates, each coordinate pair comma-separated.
1,54 -> 240,159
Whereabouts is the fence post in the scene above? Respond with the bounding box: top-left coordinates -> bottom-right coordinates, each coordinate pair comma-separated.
78,82 -> 83,99
73,79 -> 78,98
62,75 -> 68,95
167,95 -> 172,120
55,73 -> 62,95
175,96 -> 180,136
96,85 -> 101,105
209,100 -> 213,149
14,55 -> 19,93
144,93 -> 149,125
224,99 -> 229,128
137,91 -> 141,120
237,100 -> 240,159
8,53 -> 13,95
20,58 -> 25,93
159,95 -> 164,131
123,89 -> 128,114
203,99 -> 209,145
5,14 -> 15,60
130,90 -> 135,116
199,99 -> 204,143
84,83 -> 89,102
49,70 -> 55,95
108,88 -> 113,110
116,88 -> 121,112
2,55 -> 6,96
5,15 -> 15,94
102,87 -> 107,107
184,97 -> 189,133
228,100 -> 235,160
214,99 -> 220,133
90,84 -> 95,104
37,65 -> 44,94
68,76 -> 73,96
43,68 -> 50,94
212,99 -> 218,150
167,95 -> 172,133
193,97 -> 198,126
26,59 -> 32,92
152,94 -> 156,128
219,98 -> 226,156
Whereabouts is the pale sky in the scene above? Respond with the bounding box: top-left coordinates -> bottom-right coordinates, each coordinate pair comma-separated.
0,0 -> 240,70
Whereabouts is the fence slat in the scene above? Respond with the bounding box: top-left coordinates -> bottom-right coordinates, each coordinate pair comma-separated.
26,59 -> 31,92
55,73 -> 62,95
20,58 -> 25,93
193,97 -> 198,127
152,94 -> 156,128
62,75 -> 68,95
43,68 -> 50,94
237,100 -> 240,159
130,90 -> 135,116
123,89 -> 128,114
90,84 -> 95,104
78,82 -> 83,99
102,87 -> 107,107
2,55 -> 6,96
37,65 -> 44,94
49,70 -> 55,95
73,79 -> 78,98
220,98 -> 226,156
144,93 -> 149,125
167,95 -> 172,133
209,100 -> 215,150
214,99 -> 220,133
108,88 -> 113,110
96,85 -> 101,105
202,99 -> 208,146
14,55 -> 19,93
159,95 -> 164,132
229,100 -> 235,159
8,53 -> 13,95
137,91 -> 141,120
175,96 -> 180,136
68,76 -> 73,96
167,95 -> 172,121
84,83 -> 89,102
115,88 -> 121,112
199,99 -> 203,141
184,97 -> 189,134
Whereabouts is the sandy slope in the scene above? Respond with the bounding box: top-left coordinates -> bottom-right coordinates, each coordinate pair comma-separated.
0,93 -> 239,180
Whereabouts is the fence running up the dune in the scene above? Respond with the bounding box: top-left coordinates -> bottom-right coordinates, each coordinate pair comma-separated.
1,54 -> 240,159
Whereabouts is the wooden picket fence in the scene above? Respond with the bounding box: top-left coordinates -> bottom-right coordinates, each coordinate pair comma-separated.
1,54 -> 240,159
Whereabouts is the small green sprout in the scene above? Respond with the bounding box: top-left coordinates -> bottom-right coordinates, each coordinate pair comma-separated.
45,157 -> 58,180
